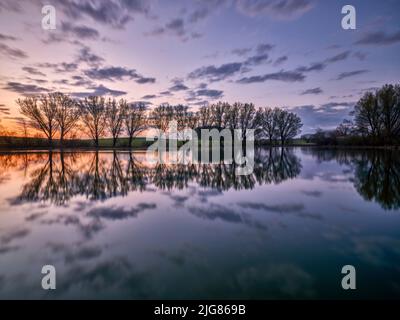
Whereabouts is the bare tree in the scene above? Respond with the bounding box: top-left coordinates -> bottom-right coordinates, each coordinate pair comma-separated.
258,107 -> 279,145
354,92 -> 382,138
17,94 -> 58,147
238,103 -> 257,140
53,93 -> 80,147
335,119 -> 354,137
197,105 -> 212,128
150,104 -> 175,134
79,96 -> 107,148
125,102 -> 147,148
106,98 -> 127,147
377,84 -> 400,142
186,111 -> 199,129
211,102 -> 229,129
275,109 -> 303,146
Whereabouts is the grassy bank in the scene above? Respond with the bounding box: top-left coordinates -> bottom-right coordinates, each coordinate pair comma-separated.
0,136 -> 154,150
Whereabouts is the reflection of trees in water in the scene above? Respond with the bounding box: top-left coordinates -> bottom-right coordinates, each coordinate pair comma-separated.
305,148 -> 400,210
7,148 -> 302,205
0,153 -> 48,184
254,148 -> 302,185
353,150 -> 400,210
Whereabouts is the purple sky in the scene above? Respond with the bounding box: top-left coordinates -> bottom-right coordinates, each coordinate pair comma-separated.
0,0 -> 399,133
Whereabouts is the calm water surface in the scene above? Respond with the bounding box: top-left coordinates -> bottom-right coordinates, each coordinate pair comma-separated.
0,148 -> 399,299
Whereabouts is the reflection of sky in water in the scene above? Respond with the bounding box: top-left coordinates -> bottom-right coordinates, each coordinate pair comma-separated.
0,148 -> 399,299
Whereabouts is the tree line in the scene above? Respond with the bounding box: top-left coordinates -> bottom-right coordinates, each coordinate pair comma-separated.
14,93 -> 303,148
304,84 -> 400,146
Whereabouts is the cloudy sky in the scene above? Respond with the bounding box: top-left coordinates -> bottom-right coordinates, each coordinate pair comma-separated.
0,0 -> 399,133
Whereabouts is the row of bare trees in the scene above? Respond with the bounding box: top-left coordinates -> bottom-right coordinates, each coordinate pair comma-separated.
17,93 -> 147,148
150,102 -> 303,144
16,93 -> 303,148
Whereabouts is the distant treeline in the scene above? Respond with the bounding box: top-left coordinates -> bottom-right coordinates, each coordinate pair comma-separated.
303,84 -> 400,146
1,83 -> 398,148
1,93 -> 303,148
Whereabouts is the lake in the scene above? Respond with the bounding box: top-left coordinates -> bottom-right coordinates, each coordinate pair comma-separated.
0,148 -> 399,299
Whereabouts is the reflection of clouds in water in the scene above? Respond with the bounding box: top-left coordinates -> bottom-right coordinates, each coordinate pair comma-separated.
40,213 -> 104,240
87,203 -> 156,221
235,264 -> 315,299
0,228 -> 30,255
301,190 -> 323,197
0,228 -> 30,245
46,242 -> 102,264
189,203 -> 268,231
37,202 -> 156,240
237,202 -> 322,220
25,211 -> 47,221
0,245 -> 20,254
197,189 -> 223,202
56,258 -> 151,299
238,202 -> 305,213
351,236 -> 400,269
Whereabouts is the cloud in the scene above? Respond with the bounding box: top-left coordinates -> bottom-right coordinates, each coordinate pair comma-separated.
36,62 -> 78,73
169,83 -> 189,91
187,0 -> 228,23
236,0 -> 314,19
52,0 -> 151,29
0,43 -> 27,59
355,30 -> 400,46
0,105 -> 10,115
301,87 -> 323,95
60,22 -> 100,40
84,66 -> 155,84
244,53 -> 269,66
353,51 -> 368,61
195,89 -> 224,99
3,82 -> 50,94
232,47 -> 252,56
296,51 -> 351,74
165,18 -> 185,37
75,46 -> 105,66
22,67 -> 46,77
289,102 -> 355,133
141,94 -> 157,100
274,55 -> 288,66
72,84 -> 127,98
0,33 -> 18,41
87,203 -> 156,220
256,43 -> 275,54
0,228 -> 30,245
146,18 -> 186,39
335,70 -> 369,80
296,62 -> 325,73
188,62 -> 243,81
325,50 -> 351,63
237,70 -> 305,84
159,91 -> 172,97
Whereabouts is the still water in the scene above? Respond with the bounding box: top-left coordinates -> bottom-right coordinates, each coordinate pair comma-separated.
0,148 -> 399,299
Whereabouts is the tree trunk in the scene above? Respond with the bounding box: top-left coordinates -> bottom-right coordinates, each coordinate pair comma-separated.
60,129 -> 65,149
129,135 -> 133,149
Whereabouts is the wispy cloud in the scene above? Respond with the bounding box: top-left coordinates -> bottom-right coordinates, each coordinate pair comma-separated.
238,70 -> 305,84
356,30 -> 400,46
335,70 -> 369,80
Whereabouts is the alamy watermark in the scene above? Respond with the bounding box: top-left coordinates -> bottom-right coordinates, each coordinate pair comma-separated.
41,5 -> 56,30
145,121 -> 255,176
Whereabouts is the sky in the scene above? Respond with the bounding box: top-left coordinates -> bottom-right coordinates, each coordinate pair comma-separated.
0,0 -> 399,134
